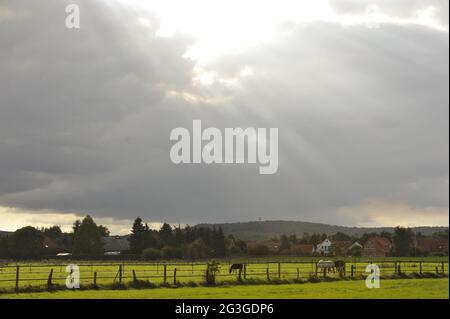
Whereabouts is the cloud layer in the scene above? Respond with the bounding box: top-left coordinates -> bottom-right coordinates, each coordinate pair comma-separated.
0,0 -> 448,231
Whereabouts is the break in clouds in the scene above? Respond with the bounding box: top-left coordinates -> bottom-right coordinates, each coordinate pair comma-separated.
0,0 -> 448,232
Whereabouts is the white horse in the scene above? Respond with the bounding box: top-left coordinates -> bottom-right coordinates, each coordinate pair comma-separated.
316,260 -> 335,274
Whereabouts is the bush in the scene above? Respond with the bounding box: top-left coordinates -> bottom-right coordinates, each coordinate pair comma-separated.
204,261 -> 220,285
142,248 -> 162,260
128,280 -> 157,289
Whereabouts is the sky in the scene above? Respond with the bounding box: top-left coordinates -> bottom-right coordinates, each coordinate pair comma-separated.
0,0 -> 448,234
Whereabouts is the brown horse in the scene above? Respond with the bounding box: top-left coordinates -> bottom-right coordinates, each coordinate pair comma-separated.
334,260 -> 346,276
229,263 -> 243,274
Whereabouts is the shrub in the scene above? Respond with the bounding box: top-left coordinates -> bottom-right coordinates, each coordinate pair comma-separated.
204,261 -> 221,285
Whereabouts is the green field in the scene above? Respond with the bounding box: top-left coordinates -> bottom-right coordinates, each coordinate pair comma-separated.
1,278 -> 447,299
0,258 -> 448,292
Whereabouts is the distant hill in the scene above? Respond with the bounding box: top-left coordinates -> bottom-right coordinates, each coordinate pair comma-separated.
195,220 -> 449,241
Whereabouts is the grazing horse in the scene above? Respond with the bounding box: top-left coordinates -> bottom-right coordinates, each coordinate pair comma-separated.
316,260 -> 335,275
229,263 -> 243,274
334,260 -> 346,276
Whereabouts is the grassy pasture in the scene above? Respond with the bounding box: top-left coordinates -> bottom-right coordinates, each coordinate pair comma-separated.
1,278 -> 448,299
0,257 -> 447,292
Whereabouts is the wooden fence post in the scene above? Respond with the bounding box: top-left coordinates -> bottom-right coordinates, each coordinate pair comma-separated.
238,268 -> 242,282
442,262 -> 445,273
243,264 -> 247,280
47,269 -> 53,290
278,263 -> 281,279
419,262 -> 422,274
163,264 -> 167,283
132,269 -> 137,283
93,271 -> 97,286
118,264 -> 123,284
297,267 -> 300,281
266,267 -> 270,281
15,265 -> 20,293
173,268 -> 177,285
350,264 -> 354,277
397,263 -> 401,274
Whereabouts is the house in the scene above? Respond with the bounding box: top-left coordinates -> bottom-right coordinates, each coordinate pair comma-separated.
313,239 -> 332,255
415,238 -> 449,256
349,242 -> 363,250
362,237 -> 392,257
260,239 -> 280,253
347,241 -> 363,256
102,235 -> 130,254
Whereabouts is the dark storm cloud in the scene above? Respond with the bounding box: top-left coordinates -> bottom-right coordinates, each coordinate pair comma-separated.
0,0 -> 448,227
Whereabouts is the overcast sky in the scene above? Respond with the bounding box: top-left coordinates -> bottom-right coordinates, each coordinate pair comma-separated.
0,0 -> 448,234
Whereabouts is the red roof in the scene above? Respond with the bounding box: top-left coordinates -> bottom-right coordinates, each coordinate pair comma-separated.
417,238 -> 449,253
365,237 -> 391,252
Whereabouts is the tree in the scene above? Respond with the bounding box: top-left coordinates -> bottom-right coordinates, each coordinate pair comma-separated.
161,246 -> 183,259
288,234 -> 298,244
11,226 -> 44,259
348,244 -> 362,257
159,223 -> 173,247
185,239 -> 208,259
142,248 -> 162,260
309,233 -> 322,246
0,236 -> 11,258
72,216 -> 104,257
72,220 -> 81,235
129,217 -> 152,254
97,225 -> 110,237
331,232 -> 351,241
212,227 -> 226,257
393,226 -> 413,257
279,234 -> 291,251
234,239 -> 247,253
43,226 -> 62,239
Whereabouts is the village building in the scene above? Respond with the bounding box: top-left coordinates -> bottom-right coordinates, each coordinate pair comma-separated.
414,237 -> 449,256
313,238 -> 332,255
102,235 -> 130,255
362,237 -> 392,257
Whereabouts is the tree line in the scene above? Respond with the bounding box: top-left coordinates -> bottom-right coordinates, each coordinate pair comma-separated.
129,217 -> 228,260
0,216 -> 232,260
0,215 -> 448,260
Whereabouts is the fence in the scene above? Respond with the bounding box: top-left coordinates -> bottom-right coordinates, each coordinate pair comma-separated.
0,260 -> 447,293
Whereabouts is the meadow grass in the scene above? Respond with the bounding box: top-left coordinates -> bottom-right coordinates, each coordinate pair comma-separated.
0,257 -> 447,291
1,278 -> 447,299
